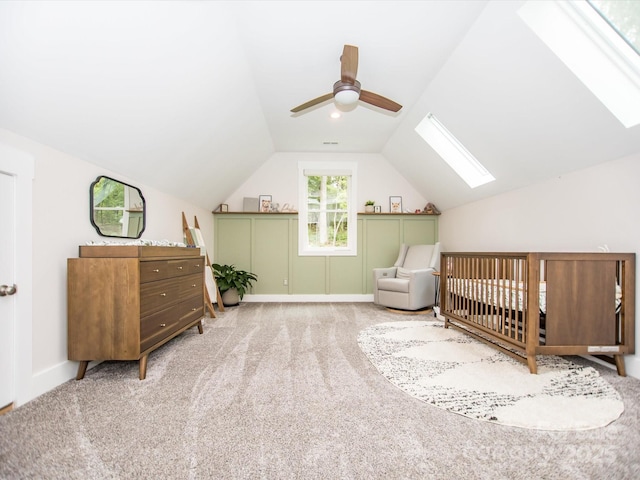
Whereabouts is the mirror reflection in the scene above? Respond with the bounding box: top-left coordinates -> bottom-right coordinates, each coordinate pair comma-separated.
90,176 -> 146,238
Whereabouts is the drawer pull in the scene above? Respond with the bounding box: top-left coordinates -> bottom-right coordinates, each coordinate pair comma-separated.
195,264 -> 201,267
177,266 -> 183,270
192,284 -> 197,287
159,323 -> 166,328
153,269 -> 160,273
192,308 -> 197,311
160,293 -> 167,297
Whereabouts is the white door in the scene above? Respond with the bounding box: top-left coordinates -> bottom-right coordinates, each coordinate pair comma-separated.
0,170 -> 16,408
0,142 -> 33,408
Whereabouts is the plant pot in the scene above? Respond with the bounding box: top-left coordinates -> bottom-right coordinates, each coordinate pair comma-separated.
365,205 -> 374,213
221,288 -> 240,306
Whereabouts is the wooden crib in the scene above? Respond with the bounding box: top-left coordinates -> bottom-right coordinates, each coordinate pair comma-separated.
439,252 -> 635,376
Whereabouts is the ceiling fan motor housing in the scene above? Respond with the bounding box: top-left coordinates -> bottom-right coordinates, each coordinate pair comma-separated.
333,80 -> 361,105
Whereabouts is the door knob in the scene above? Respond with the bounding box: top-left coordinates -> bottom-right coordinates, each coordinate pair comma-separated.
0,284 -> 17,296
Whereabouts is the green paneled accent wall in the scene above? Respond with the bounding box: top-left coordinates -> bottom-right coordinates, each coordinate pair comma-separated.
363,217 -> 402,292
329,219 -> 364,293
254,217 -> 289,294
291,254 -> 326,294
214,217 -> 252,271
213,213 -> 438,295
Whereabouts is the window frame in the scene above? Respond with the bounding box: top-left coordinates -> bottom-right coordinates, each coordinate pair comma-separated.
297,161 -> 358,256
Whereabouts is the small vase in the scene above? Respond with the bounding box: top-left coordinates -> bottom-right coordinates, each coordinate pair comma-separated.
365,205 -> 374,213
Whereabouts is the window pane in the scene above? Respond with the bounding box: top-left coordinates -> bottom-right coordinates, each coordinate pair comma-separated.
305,174 -> 350,248
307,212 -> 349,248
588,0 -> 640,54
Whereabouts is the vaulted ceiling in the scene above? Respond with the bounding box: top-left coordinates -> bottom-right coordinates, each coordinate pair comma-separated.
1,1 -> 639,211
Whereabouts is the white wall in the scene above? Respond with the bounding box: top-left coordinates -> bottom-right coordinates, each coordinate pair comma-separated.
0,128 -> 214,405
225,152 -> 428,214
439,153 -> 640,378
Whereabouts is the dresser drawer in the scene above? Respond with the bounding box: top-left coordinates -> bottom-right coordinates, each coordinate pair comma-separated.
140,273 -> 203,317
140,296 -> 203,352
140,257 -> 204,283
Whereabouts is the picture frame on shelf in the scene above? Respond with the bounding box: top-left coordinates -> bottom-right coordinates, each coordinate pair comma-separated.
259,195 -> 272,213
389,196 -> 403,213
220,204 -> 228,212
243,197 -> 259,212
374,205 -> 381,213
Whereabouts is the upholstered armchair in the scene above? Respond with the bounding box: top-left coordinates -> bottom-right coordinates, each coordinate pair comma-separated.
373,243 -> 441,311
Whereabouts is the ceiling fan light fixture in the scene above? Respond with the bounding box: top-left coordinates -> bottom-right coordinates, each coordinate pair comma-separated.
333,80 -> 361,106
334,89 -> 360,105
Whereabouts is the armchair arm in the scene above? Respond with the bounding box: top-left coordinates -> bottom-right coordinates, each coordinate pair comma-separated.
373,267 -> 398,303
407,268 -> 436,307
373,266 -> 398,281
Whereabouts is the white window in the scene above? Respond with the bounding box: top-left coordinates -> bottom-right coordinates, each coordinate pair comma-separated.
518,0 -> 640,128
298,161 -> 357,256
415,113 -> 495,189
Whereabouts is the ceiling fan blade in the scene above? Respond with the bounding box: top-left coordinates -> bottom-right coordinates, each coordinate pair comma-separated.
360,90 -> 402,112
290,93 -> 334,113
340,45 -> 358,84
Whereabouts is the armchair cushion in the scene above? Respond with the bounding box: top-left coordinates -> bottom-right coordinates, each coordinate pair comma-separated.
396,267 -> 412,279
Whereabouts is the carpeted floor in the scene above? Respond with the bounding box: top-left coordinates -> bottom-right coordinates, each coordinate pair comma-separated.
1,303 -> 640,479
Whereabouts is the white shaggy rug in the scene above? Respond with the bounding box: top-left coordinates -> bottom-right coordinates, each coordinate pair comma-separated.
358,320 -> 624,431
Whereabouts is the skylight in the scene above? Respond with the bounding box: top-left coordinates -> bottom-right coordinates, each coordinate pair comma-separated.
588,0 -> 640,54
415,113 -> 495,189
518,0 -> 640,128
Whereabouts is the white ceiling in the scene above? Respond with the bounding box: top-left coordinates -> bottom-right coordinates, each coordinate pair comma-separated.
1,0 -> 639,211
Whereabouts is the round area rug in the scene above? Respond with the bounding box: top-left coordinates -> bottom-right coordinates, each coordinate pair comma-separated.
357,320 -> 624,430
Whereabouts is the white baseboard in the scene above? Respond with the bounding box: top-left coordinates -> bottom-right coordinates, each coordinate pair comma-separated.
581,354 -> 640,380
622,354 -> 640,380
243,294 -> 374,303
24,360 -> 100,406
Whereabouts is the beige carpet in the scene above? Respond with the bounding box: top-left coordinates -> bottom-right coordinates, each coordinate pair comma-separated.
1,303 -> 640,479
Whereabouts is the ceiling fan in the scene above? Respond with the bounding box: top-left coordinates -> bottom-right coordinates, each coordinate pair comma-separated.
290,45 -> 402,114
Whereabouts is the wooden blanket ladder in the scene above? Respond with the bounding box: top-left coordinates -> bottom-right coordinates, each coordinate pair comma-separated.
182,212 -> 224,317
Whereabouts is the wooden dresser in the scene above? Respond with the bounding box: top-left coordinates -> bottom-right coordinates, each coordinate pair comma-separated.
68,245 -> 205,380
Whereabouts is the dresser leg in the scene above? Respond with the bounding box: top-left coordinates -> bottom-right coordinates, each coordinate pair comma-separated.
614,355 -> 626,377
76,361 -> 89,380
197,320 -> 203,334
139,355 -> 148,380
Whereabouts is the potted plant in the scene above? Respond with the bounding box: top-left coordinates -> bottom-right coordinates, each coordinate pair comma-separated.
212,263 -> 258,306
364,200 -> 375,213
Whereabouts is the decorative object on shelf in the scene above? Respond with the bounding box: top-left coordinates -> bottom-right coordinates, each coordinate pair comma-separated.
422,202 -> 441,215
374,205 -> 381,213
270,202 -> 280,213
259,195 -> 272,213
243,197 -> 259,212
364,200 -> 375,213
389,196 -> 402,213
215,204 -> 228,212
212,263 -> 257,306
280,203 -> 297,212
